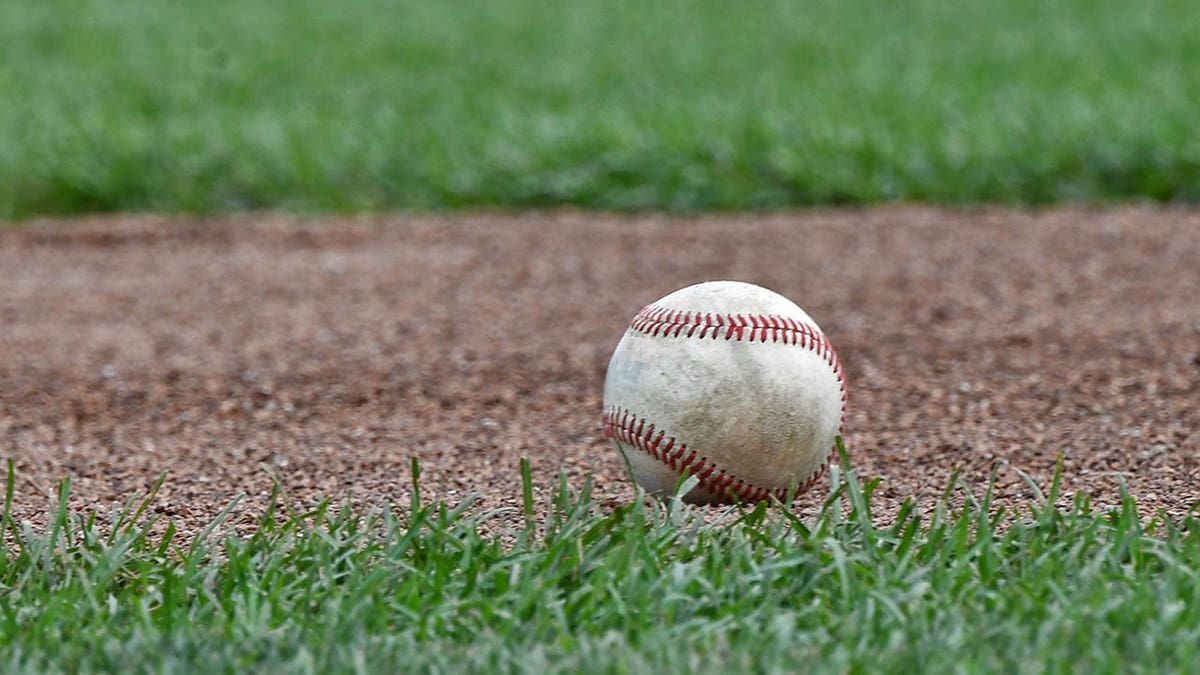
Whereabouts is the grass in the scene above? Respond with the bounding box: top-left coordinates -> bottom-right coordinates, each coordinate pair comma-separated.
2,0 -> 1199,219
3,447 -> 1200,673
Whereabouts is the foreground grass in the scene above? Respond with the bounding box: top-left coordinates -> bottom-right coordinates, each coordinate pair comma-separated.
2,452 -> 1199,674
2,0 -> 1199,218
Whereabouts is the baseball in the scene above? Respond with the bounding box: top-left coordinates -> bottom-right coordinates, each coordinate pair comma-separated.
601,281 -> 846,504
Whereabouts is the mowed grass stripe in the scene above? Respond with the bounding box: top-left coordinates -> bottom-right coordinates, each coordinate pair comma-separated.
2,0 -> 1199,218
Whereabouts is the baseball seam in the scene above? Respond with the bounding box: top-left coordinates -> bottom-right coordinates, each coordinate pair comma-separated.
602,406 -> 832,503
604,304 -> 847,503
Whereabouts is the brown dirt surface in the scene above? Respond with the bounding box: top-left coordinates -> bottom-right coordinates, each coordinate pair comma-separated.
2,206 -> 1198,539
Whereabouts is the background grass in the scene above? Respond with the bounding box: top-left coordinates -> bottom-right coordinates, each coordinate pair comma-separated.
2,0 -> 1199,219
3,456 -> 1200,673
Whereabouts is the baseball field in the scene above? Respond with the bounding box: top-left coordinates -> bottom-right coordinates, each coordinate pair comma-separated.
3,1 -> 1200,672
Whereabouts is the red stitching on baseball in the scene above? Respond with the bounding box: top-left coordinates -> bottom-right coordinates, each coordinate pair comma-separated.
607,303 -> 849,503
629,303 -> 848,421
602,405 -> 831,503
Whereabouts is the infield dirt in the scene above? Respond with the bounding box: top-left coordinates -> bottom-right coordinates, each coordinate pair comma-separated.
2,207 -> 1197,538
